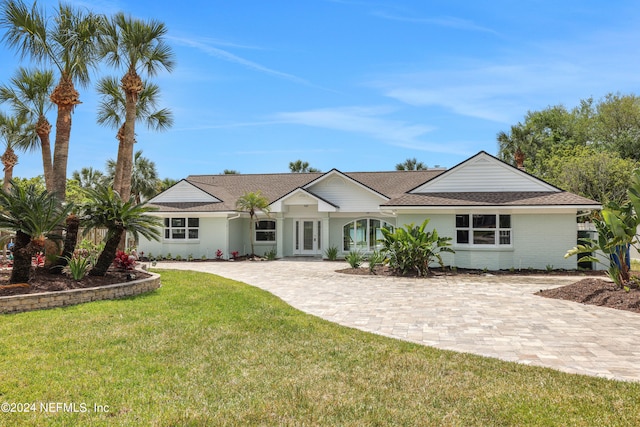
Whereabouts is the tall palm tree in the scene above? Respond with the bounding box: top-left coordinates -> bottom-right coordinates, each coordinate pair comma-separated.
1,0 -> 103,201
0,112 -> 33,192
0,182 -> 72,283
395,158 -> 427,171
97,75 -> 171,199
98,12 -> 174,201
106,150 -> 160,203
80,186 -> 161,276
0,67 -> 55,190
235,191 -> 271,257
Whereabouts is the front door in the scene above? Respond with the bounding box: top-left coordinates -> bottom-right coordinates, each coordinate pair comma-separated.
294,219 -> 321,255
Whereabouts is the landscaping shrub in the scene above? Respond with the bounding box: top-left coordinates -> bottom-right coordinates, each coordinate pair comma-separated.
324,246 -> 338,261
380,219 -> 454,276
346,250 -> 365,268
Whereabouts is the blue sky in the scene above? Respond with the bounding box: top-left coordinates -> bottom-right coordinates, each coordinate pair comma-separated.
1,0 -> 640,180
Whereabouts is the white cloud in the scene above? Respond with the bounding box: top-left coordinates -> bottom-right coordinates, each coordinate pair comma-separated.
169,35 -> 311,86
372,11 -> 498,35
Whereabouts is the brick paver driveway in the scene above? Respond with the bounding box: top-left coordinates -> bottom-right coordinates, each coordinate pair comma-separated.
157,259 -> 640,382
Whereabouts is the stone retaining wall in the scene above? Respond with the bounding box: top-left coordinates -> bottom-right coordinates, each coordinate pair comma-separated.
0,272 -> 161,315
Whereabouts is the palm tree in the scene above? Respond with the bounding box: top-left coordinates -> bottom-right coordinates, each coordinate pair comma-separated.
0,67 -> 55,190
395,158 -> 427,171
158,177 -> 177,193
0,182 -> 72,283
289,159 -> 320,173
497,124 -> 535,168
72,166 -> 107,190
98,12 -> 174,201
96,76 -> 172,198
107,150 -> 161,203
1,0 -> 103,201
0,112 -> 33,192
235,191 -> 271,257
80,186 -> 161,276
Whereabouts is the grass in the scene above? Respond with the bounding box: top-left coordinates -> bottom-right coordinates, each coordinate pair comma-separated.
0,270 -> 639,426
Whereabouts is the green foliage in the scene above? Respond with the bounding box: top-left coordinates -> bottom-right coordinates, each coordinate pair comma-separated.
264,247 -> 277,260
175,254 -> 182,261
367,249 -> 386,274
566,168 -> 640,286
65,252 -> 92,280
497,94 -> 640,203
395,157 -> 427,170
288,159 -> 320,173
324,246 -> 338,261
380,219 -> 454,277
345,250 -> 365,268
235,190 -> 271,256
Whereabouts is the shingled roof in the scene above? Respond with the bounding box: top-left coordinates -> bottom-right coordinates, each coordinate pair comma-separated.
148,165 -> 600,212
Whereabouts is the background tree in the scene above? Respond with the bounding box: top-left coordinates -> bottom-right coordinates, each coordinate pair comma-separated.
72,166 -> 107,191
0,182 -> 72,283
1,0 -> 103,201
235,191 -> 270,257
98,12 -> 174,201
497,92 -> 640,203
222,169 -> 239,174
80,186 -> 161,276
0,111 -> 33,192
158,177 -> 177,193
289,160 -> 320,173
107,150 -> 160,203
0,67 -> 55,190
395,158 -> 427,171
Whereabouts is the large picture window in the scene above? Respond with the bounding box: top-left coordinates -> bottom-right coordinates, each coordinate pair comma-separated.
343,218 -> 394,251
455,214 -> 511,246
164,217 -> 199,240
255,220 -> 276,242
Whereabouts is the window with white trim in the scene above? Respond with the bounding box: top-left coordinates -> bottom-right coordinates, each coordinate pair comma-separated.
455,214 -> 511,246
343,218 -> 394,251
255,220 -> 276,243
164,217 -> 199,240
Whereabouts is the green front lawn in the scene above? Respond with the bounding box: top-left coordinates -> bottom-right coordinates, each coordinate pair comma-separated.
0,270 -> 638,426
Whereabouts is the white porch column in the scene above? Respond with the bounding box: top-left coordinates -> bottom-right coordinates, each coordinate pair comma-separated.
276,214 -> 284,258
322,215 -> 330,258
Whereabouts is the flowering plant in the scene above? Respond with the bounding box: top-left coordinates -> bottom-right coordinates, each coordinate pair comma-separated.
231,251 -> 239,259
216,249 -> 223,259
113,250 -> 137,270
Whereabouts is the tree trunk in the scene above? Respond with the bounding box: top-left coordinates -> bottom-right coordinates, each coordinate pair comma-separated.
112,125 -> 126,195
10,230 -> 33,284
119,69 -> 142,201
36,115 -> 54,192
89,227 -> 124,276
50,74 -> 80,203
1,145 -> 17,192
50,214 -> 80,274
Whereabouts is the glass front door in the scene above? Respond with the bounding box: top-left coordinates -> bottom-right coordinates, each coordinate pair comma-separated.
294,219 -> 321,255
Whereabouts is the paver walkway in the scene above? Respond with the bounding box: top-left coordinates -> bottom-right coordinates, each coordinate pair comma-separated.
156,259 -> 640,382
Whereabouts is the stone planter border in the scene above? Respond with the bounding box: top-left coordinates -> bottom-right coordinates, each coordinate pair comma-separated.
0,271 -> 161,315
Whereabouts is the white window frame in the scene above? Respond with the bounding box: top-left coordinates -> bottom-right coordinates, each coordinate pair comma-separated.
455,214 -> 511,247
164,217 -> 200,241
255,219 -> 276,243
342,218 -> 395,252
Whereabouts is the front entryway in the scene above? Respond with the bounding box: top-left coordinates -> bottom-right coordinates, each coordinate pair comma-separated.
293,219 -> 322,255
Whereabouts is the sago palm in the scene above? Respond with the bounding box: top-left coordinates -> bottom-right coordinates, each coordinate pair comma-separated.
0,182 -> 72,283
80,186 -> 161,276
99,12 -> 174,201
0,67 -> 55,190
1,0 -> 103,201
